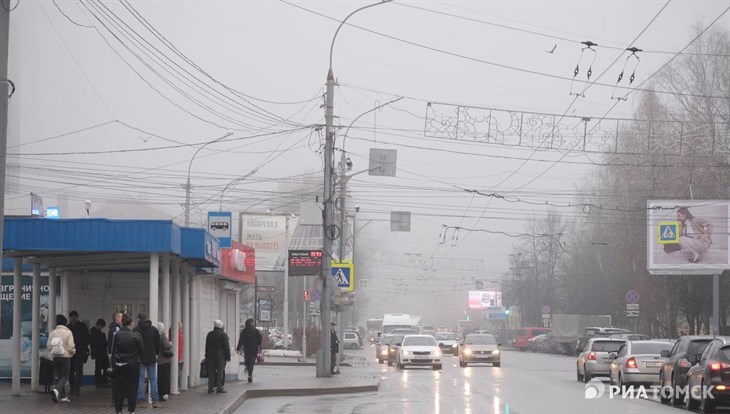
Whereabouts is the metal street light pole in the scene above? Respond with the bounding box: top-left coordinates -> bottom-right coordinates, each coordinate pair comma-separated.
218,168 -> 259,211
319,0 -> 392,378
184,132 -> 233,226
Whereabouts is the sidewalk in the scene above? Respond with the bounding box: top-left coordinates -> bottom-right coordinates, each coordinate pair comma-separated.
0,365 -> 380,414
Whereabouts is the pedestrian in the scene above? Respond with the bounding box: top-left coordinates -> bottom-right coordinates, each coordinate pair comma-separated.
205,319 -> 230,393
156,322 -> 174,401
330,322 -> 340,375
47,314 -> 75,404
133,312 -> 160,407
112,313 -> 144,414
67,310 -> 90,396
90,318 -> 110,388
108,312 -> 122,353
177,322 -> 184,382
236,318 -> 262,383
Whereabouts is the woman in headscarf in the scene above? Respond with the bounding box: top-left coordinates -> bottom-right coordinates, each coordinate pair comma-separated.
156,322 -> 174,401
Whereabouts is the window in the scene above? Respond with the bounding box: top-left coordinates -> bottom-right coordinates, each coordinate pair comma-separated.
670,338 -> 686,356
465,335 -> 497,345
590,341 -> 623,353
380,336 -> 393,345
688,340 -> 712,356
402,336 -> 437,347
631,342 -> 670,355
717,346 -> 730,362
435,333 -> 455,340
617,345 -> 627,357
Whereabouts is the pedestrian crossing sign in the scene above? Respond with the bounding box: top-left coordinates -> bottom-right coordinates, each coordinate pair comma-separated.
331,260 -> 354,292
657,221 -> 680,244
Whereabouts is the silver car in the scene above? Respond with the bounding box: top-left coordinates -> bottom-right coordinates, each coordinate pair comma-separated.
459,333 -> 501,367
577,338 -> 625,382
609,340 -> 672,386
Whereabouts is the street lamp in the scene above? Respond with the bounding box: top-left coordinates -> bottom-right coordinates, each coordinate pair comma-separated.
318,0 -> 393,378
218,168 -> 259,211
184,132 -> 233,226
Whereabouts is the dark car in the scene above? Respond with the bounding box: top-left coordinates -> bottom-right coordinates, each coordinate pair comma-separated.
659,335 -> 713,406
387,334 -> 406,367
376,335 -> 393,363
685,336 -> 730,412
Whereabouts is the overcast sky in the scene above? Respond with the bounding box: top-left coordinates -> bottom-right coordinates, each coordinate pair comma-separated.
5,0 -> 728,324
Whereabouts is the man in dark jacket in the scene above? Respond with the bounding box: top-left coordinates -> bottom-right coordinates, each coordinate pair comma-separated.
236,318 -> 262,383
67,310 -> 90,395
112,313 -> 144,414
107,312 -> 122,354
330,322 -> 339,375
205,320 -> 230,393
133,313 -> 160,406
89,318 -> 110,387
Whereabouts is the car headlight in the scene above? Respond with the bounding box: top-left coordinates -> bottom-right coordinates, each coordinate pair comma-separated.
493,349 -> 500,355
402,350 -> 411,356
452,344 -> 458,348
434,349 -> 442,357
381,349 -> 388,355
464,349 -> 473,356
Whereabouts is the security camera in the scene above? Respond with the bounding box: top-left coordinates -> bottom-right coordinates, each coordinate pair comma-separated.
355,205 -> 360,213
345,157 -> 353,171
84,200 -> 91,217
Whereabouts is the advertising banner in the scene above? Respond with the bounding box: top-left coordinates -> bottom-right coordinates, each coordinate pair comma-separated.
239,214 -> 287,271
220,241 -> 256,284
468,290 -> 502,310
647,200 -> 730,275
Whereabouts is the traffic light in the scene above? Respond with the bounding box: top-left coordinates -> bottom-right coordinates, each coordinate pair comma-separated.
303,290 -> 309,301
466,313 -> 471,321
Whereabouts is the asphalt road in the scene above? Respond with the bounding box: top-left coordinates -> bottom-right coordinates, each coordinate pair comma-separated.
236,347 -> 713,414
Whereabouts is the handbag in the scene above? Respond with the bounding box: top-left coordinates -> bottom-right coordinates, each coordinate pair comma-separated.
256,347 -> 264,363
199,358 -> 208,378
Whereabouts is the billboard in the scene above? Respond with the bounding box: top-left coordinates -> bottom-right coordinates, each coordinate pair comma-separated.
239,214 -> 287,272
288,250 -> 323,276
647,200 -> 730,275
220,241 -> 256,284
468,290 -> 502,310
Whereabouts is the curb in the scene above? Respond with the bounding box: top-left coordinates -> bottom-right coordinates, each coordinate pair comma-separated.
220,379 -> 380,414
243,362 -> 352,367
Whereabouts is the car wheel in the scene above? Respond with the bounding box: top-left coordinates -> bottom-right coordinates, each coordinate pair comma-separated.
433,364 -> 442,371
617,373 -> 623,389
454,348 -> 458,357
351,344 -> 358,350
700,381 -> 716,413
583,365 -> 591,383
519,347 -> 525,352
398,361 -> 405,370
493,362 -> 501,368
577,365 -> 583,382
671,375 -> 684,407
460,361 -> 467,368
659,373 -> 669,404
686,383 -> 700,410
387,358 -> 392,367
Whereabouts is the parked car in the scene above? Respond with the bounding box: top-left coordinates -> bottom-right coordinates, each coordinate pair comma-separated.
685,336 -> 730,412
344,330 -> 364,349
434,332 -> 458,355
387,334 -> 406,366
343,331 -> 362,350
576,328 -> 631,354
609,333 -> 651,341
459,333 -> 501,368
608,340 -> 673,387
376,335 -> 393,363
528,334 -> 549,353
396,335 -> 442,370
576,338 -> 625,382
513,327 -> 552,352
659,335 -> 714,406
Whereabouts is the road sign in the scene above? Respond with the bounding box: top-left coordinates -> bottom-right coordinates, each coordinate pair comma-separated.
360,279 -> 368,289
626,310 -> 640,318
626,289 -> 640,304
256,285 -> 276,293
390,211 -> 411,232
331,260 -> 354,292
258,299 -> 272,322
369,148 -> 397,177
207,211 -> 232,248
542,313 -> 551,319
541,305 -> 551,314
626,303 -> 640,310
657,221 -> 680,244
311,289 -> 321,301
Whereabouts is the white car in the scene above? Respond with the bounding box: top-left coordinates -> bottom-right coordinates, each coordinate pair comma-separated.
396,335 -> 442,370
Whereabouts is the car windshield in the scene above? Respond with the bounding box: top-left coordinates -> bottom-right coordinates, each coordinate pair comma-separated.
380,336 -> 393,345
391,335 -> 405,345
631,342 -> 670,354
403,336 -> 437,346
689,340 -> 712,355
435,333 -> 455,340
465,335 -> 496,345
590,341 -> 623,352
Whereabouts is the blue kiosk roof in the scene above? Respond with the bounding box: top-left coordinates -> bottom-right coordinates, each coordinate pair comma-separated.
2,217 -> 220,270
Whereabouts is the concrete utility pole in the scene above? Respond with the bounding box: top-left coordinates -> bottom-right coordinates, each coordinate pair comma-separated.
0,0 -> 11,280
319,0 -> 392,377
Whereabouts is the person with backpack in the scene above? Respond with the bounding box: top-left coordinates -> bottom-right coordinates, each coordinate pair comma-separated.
133,312 -> 160,407
90,318 -> 110,388
47,314 -> 75,404
236,318 -> 262,383
67,310 -> 89,396
112,313 -> 144,414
